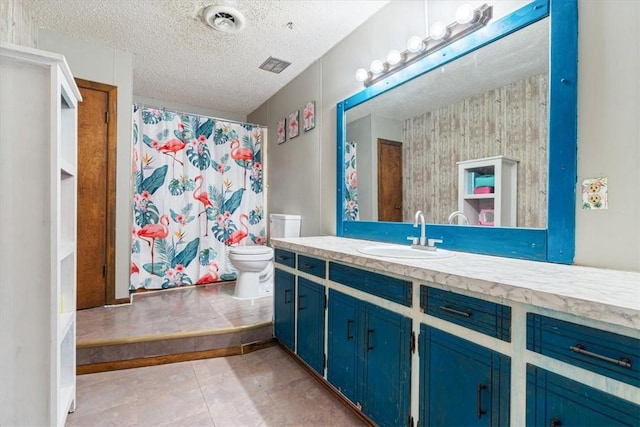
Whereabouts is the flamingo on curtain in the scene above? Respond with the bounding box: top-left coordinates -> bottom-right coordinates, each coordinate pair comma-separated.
137,214 -> 170,271
193,175 -> 212,236
230,139 -> 253,189
227,213 -> 249,246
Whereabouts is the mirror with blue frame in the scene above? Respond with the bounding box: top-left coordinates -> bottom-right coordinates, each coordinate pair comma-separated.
336,0 -> 577,263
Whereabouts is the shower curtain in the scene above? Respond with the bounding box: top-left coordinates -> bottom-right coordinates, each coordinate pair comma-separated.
130,106 -> 265,290
344,140 -> 359,220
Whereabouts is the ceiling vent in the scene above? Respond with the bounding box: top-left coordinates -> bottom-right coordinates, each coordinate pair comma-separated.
202,5 -> 246,34
259,57 -> 292,74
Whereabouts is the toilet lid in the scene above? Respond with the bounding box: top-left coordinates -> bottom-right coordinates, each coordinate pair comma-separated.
228,245 -> 273,256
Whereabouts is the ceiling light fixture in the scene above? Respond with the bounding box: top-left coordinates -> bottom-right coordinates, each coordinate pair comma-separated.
355,3 -> 492,87
202,5 -> 246,34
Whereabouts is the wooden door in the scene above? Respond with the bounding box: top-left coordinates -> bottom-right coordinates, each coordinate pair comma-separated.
377,139 -> 403,221
75,79 -> 117,309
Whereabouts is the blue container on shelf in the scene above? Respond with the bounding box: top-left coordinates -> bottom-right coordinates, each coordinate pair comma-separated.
474,175 -> 495,188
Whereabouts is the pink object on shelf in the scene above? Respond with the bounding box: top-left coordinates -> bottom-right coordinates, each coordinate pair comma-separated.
474,186 -> 494,194
479,209 -> 495,226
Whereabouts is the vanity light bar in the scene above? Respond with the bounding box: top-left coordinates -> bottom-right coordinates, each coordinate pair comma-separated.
357,4 -> 492,87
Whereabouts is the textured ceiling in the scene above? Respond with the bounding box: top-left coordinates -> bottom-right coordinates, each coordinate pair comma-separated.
29,0 -> 389,115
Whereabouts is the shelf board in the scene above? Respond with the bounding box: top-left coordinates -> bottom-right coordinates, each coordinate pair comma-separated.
60,159 -> 76,177
463,193 -> 495,200
59,242 -> 75,260
58,384 -> 75,425
58,312 -> 74,341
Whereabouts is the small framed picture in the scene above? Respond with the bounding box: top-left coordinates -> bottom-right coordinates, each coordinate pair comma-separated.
303,101 -> 315,132
276,118 -> 286,144
288,110 -> 299,139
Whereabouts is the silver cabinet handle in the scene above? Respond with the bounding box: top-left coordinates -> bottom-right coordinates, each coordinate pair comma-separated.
439,305 -> 472,317
569,344 -> 632,368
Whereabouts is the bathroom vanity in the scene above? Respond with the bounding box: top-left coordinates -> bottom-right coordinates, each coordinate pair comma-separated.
271,236 -> 640,427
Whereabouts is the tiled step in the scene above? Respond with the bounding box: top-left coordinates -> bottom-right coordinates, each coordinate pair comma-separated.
77,322 -> 275,374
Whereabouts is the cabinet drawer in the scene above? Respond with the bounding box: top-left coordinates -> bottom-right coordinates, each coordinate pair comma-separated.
420,286 -> 511,341
274,249 -> 296,268
527,313 -> 639,387
297,255 -> 326,279
328,262 -> 412,307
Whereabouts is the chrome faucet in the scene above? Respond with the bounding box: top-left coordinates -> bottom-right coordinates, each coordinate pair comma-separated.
448,211 -> 470,225
413,210 -> 426,246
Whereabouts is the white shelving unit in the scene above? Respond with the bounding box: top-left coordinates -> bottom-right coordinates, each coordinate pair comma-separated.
457,155 -> 518,227
0,42 -> 81,427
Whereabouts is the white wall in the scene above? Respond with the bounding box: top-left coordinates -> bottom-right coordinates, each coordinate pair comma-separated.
249,62 -> 322,237
250,0 -> 640,272
574,1 -> 640,271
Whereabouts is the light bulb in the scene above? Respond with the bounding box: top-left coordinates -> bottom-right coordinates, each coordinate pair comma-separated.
355,68 -> 370,82
370,59 -> 385,74
407,36 -> 425,53
386,50 -> 403,66
429,21 -> 448,40
455,4 -> 476,25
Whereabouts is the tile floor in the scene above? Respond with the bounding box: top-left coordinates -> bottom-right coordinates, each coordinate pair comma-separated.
77,282 -> 272,343
66,345 -> 366,426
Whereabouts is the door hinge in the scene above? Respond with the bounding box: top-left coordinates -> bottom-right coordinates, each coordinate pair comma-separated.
105,111 -> 109,123
102,264 -> 107,278
323,353 -> 326,371
410,331 -> 416,354
409,415 -> 414,427
324,294 -> 327,310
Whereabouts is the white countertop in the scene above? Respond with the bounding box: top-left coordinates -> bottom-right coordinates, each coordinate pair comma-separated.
271,236 -> 640,330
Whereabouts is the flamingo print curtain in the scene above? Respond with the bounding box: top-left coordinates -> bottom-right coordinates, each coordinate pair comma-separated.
130,106 -> 264,290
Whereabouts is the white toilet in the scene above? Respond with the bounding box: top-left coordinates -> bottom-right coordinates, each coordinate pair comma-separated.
229,214 -> 301,300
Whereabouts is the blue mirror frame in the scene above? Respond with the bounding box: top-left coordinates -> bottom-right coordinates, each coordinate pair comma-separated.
336,0 -> 577,263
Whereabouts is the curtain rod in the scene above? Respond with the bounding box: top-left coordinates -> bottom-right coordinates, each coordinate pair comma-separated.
134,103 -> 267,129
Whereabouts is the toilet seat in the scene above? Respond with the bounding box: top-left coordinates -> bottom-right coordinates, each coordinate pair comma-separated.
228,245 -> 273,256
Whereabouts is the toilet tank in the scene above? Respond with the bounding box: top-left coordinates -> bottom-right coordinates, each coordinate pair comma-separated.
269,214 -> 301,239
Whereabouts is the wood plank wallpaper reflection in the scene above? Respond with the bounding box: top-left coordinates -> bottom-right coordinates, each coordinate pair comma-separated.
403,74 -> 548,228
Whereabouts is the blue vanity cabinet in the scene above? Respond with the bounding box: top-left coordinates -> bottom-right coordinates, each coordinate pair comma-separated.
419,324 -> 511,426
526,313 -> 640,426
526,365 -> 640,426
327,289 -> 359,403
296,277 -> 325,375
274,268 -> 295,351
327,289 -> 412,427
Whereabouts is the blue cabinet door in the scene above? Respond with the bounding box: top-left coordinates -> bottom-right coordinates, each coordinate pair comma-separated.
327,289 -> 359,404
527,365 -> 640,426
419,324 -> 510,426
297,277 -> 325,375
362,301 -> 412,427
274,268 -> 295,351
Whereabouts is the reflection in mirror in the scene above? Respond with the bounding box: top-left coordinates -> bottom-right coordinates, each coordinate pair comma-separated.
345,18 -> 549,228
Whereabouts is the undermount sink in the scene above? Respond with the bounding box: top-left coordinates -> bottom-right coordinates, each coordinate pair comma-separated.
357,245 -> 455,260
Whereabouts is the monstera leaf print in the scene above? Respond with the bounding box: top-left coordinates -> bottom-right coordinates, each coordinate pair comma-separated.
168,175 -> 196,196
248,207 -> 263,225
213,125 -> 238,145
179,115 -> 214,170
186,137 -> 212,170
199,247 -> 218,266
